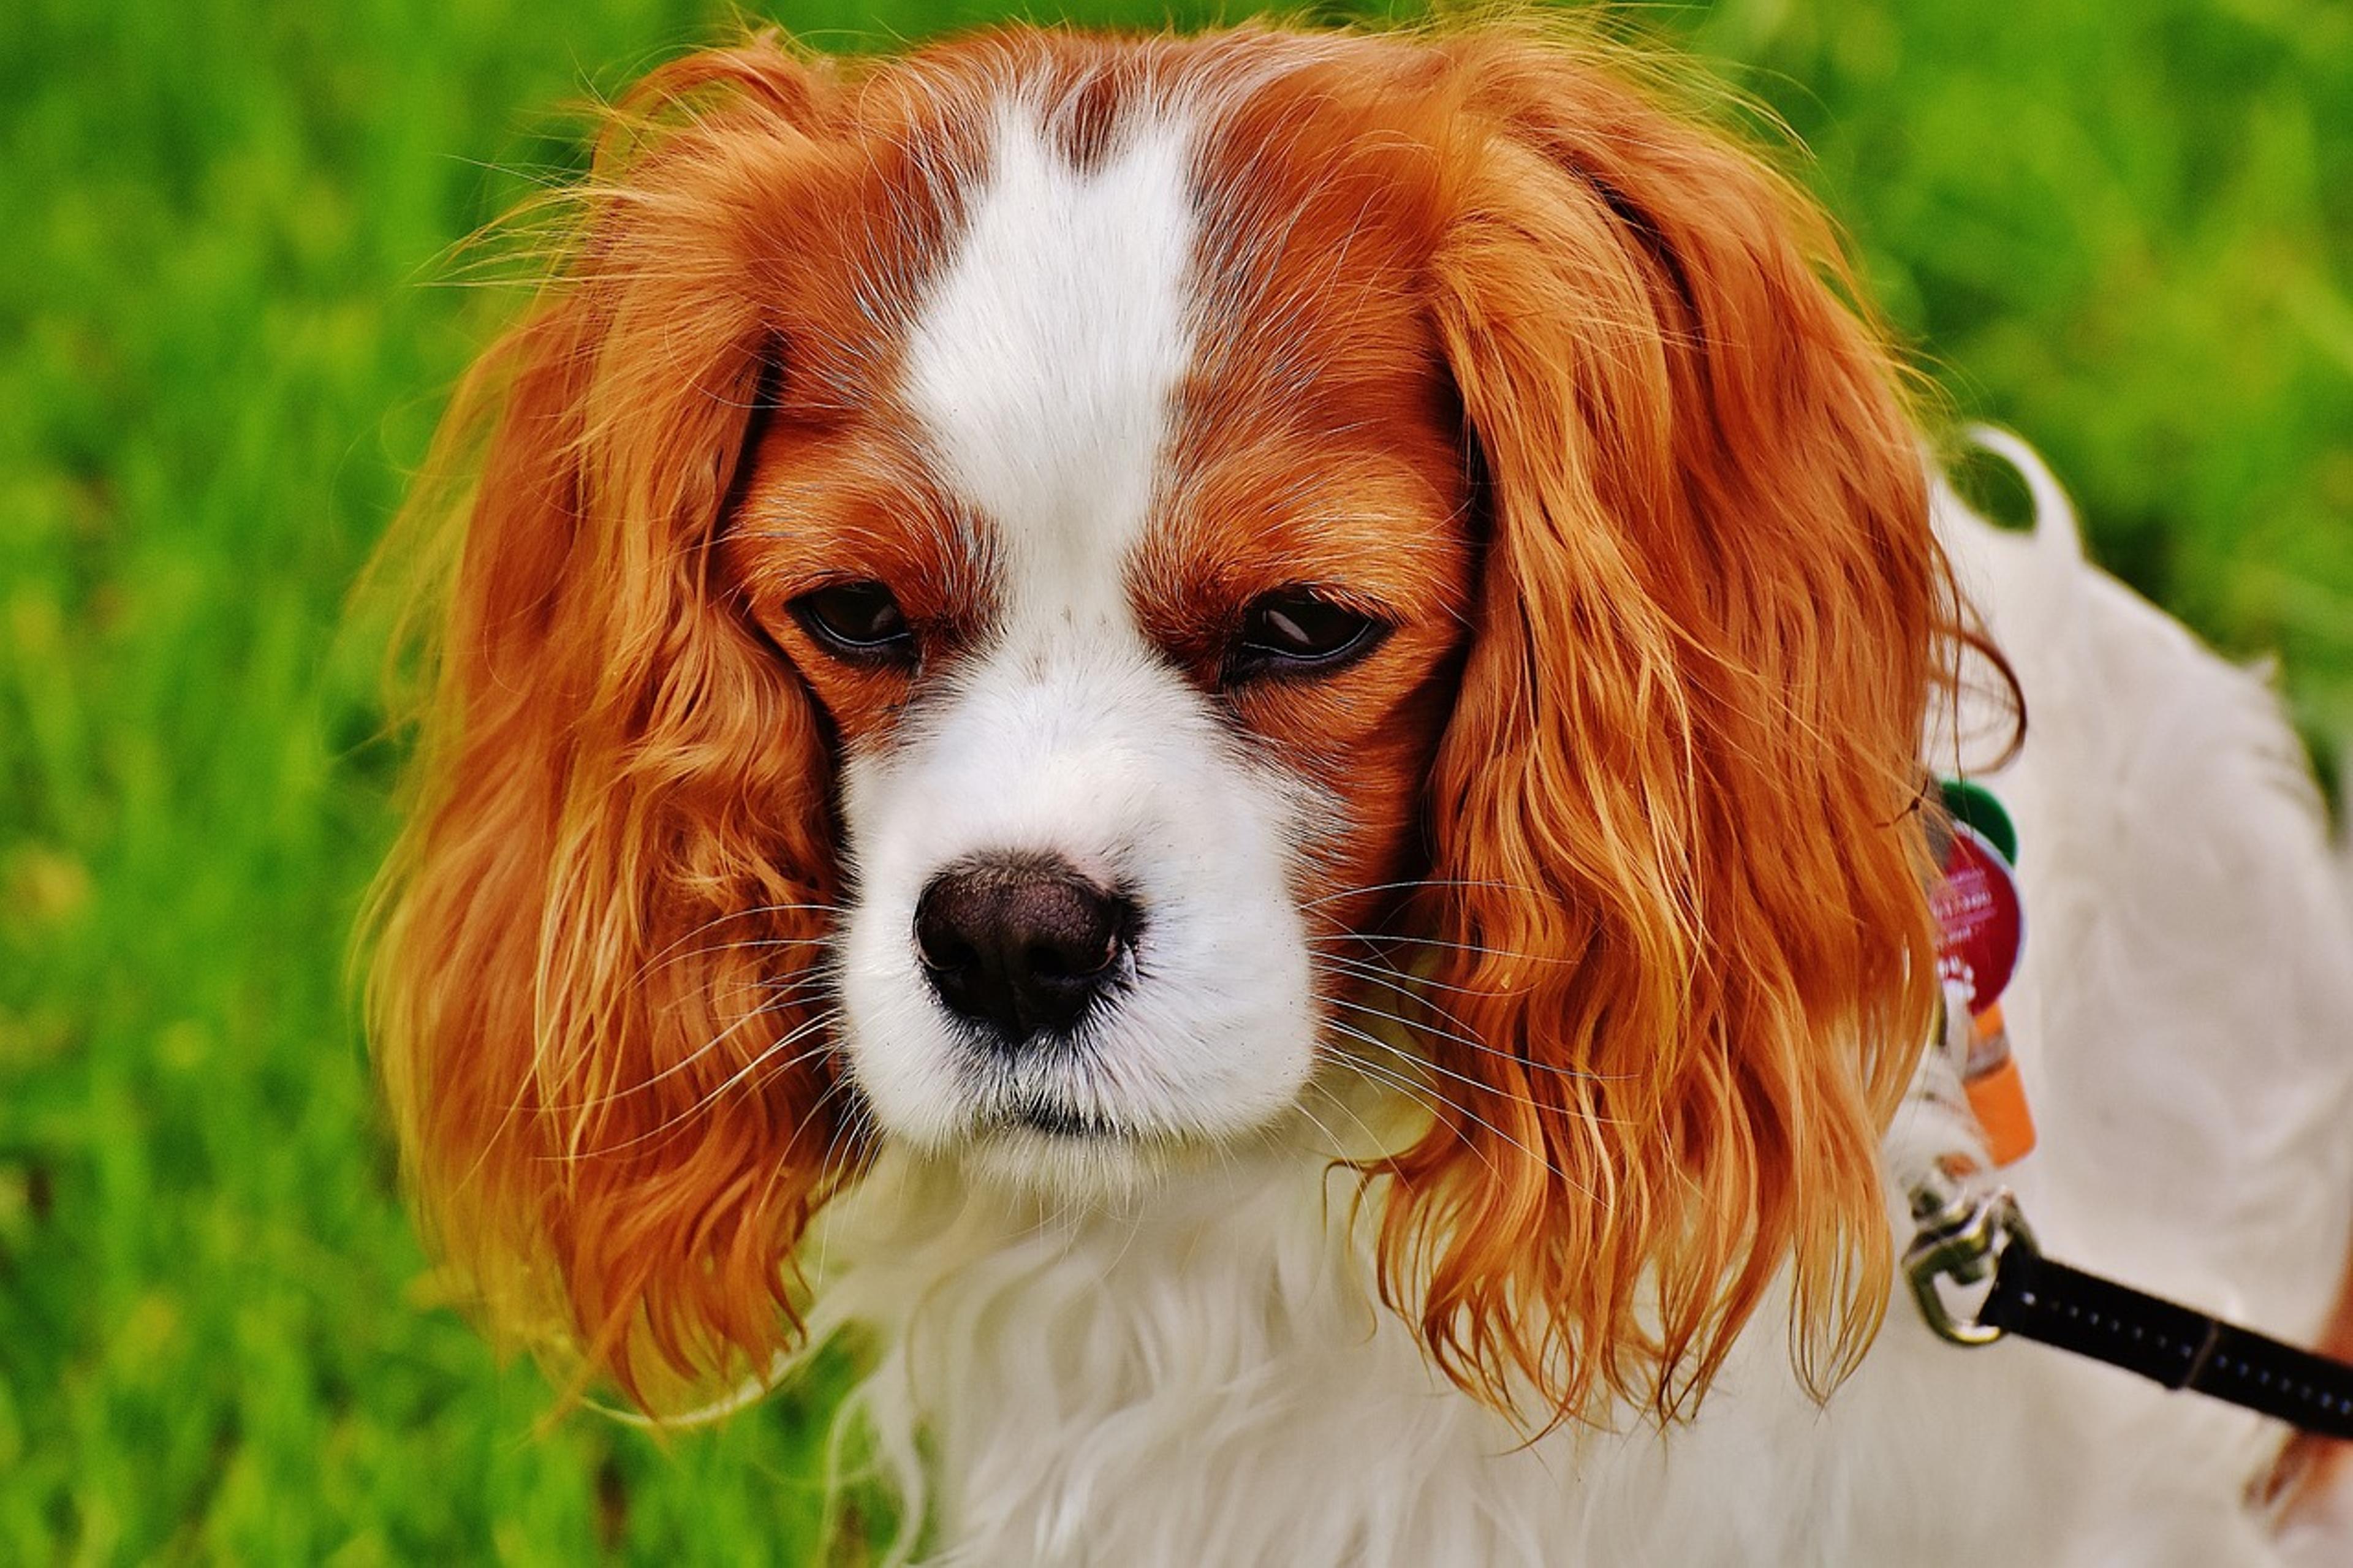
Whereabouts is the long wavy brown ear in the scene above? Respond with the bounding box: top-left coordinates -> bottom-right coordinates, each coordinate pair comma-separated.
1379,32 -> 1952,1426
365,39 -> 854,1410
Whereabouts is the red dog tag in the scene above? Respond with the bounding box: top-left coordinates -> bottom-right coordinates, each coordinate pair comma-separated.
1931,822 -> 2023,1017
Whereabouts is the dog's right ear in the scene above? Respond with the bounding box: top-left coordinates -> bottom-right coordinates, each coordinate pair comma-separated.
1379,29 -> 1952,1431
365,38 -> 863,1411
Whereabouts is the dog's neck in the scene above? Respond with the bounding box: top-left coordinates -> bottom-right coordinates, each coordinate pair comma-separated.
801,1048 -> 1988,1566
811,1129 -> 1545,1565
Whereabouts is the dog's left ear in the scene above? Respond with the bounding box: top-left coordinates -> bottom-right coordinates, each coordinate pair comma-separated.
1381,35 -> 1952,1425
366,38 -> 859,1412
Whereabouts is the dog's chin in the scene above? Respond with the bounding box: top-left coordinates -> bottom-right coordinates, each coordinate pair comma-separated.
934,1071 -> 1421,1206
955,1117 -> 1191,1202
889,1088 -> 1294,1205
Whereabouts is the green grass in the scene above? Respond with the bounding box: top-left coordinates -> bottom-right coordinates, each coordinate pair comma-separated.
2,0 -> 2346,1560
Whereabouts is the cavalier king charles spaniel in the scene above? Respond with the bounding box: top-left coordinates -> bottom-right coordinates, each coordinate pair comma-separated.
369,21 -> 2353,1564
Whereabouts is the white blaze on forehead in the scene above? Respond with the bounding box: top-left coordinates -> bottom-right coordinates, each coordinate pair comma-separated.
902,94 -> 1199,626
840,89 -> 1317,1164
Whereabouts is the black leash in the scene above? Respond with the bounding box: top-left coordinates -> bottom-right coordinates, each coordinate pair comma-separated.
1984,1228 -> 2353,1439
1907,778 -> 2353,1437
1905,1172 -> 2353,1439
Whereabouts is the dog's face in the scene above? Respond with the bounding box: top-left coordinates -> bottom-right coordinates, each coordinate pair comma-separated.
721,93 -> 1474,1187
374,26 -> 1955,1420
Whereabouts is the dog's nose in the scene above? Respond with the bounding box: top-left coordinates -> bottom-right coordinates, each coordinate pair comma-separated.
914,858 -> 1132,1044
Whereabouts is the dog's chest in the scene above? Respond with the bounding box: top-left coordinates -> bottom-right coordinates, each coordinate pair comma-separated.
816,1157 -> 2120,1567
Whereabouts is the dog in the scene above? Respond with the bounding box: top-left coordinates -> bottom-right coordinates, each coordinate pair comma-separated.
368,21 -> 2353,1564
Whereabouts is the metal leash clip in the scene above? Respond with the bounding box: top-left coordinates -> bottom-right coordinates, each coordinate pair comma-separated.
1903,1165 -> 2036,1347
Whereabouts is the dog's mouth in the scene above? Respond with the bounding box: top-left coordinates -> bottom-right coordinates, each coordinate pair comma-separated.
937,1032 -> 1174,1151
1004,1096 -> 1127,1141
954,1099 -> 1186,1197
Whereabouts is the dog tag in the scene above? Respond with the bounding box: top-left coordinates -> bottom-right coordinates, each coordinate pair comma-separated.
1931,821 -> 2023,1017
1939,778 -> 2018,865
1961,1004 -> 2036,1165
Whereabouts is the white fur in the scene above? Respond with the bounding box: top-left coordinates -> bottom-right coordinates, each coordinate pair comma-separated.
900,96 -> 1194,608
837,98 -> 1319,1189
800,435 -> 2353,1565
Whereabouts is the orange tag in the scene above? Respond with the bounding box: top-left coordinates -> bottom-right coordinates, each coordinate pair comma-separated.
1960,1005 -> 2037,1164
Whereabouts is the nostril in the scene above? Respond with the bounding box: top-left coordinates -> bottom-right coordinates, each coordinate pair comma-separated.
1026,929 -> 1118,982
914,901 -> 980,975
912,857 -> 1135,1045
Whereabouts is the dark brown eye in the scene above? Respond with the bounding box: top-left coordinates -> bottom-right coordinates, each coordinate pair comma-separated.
790,580 -> 914,664
1228,589 -> 1385,681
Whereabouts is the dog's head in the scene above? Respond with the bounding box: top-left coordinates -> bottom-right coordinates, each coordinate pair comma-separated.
372,24 -> 1952,1422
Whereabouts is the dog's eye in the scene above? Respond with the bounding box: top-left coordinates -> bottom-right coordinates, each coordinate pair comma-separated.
791,580 -> 915,664
1229,589 -> 1385,679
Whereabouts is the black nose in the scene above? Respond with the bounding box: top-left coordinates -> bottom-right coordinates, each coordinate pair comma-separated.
914,858 -> 1132,1045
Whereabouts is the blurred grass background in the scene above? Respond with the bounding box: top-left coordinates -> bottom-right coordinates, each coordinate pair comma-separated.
2,0 -> 2347,1559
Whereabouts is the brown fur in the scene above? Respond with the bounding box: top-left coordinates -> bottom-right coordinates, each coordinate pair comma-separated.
369,22 -> 1959,1426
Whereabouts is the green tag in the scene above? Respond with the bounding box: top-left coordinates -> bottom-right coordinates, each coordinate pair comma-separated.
1938,778 -> 2017,866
